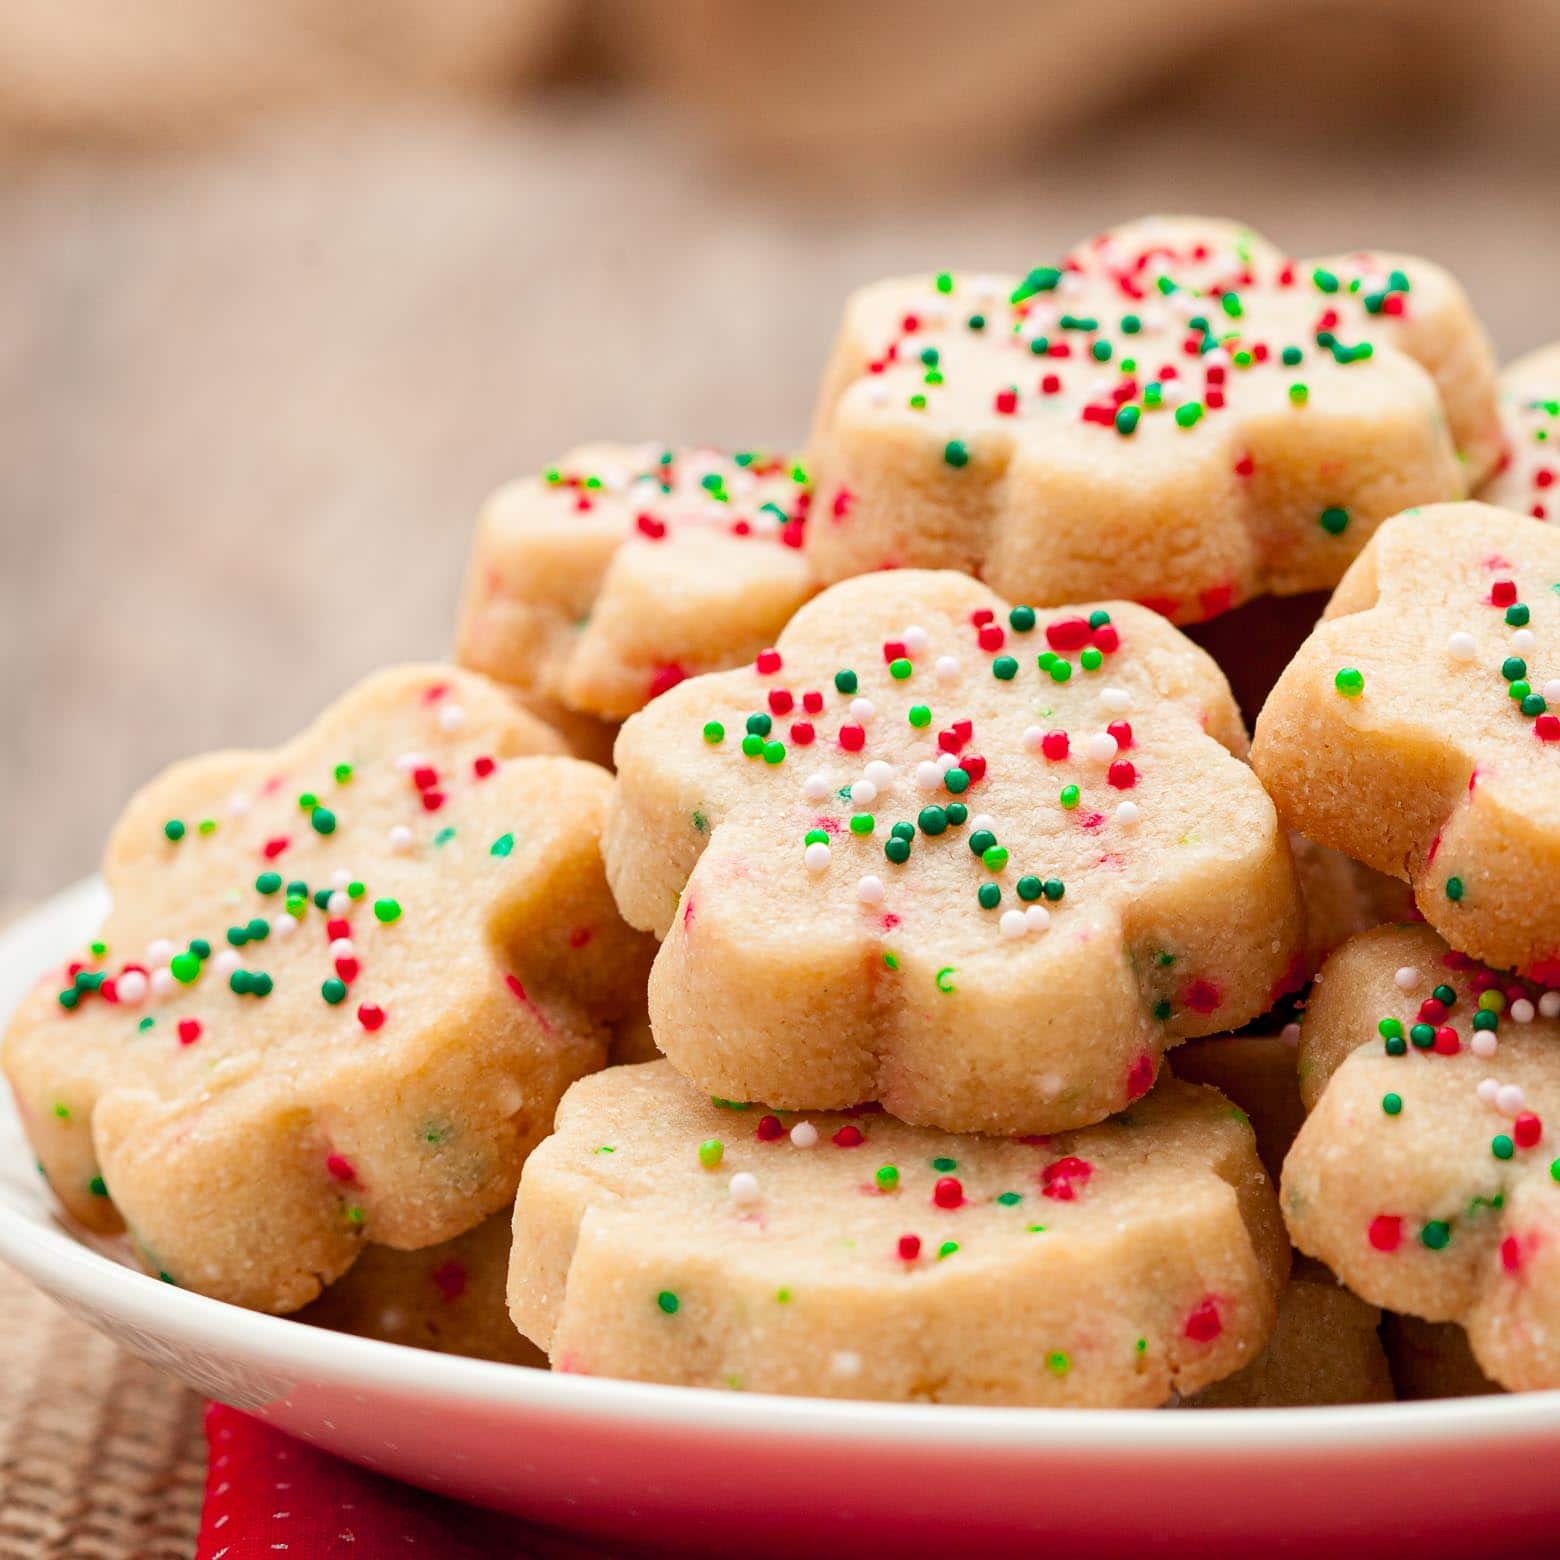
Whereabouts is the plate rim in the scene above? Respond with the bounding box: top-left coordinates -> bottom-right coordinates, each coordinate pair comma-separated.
4,876 -> 1559,1456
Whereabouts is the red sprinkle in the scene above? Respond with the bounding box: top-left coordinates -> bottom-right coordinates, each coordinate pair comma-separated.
177,1018 -> 202,1045
832,1124 -> 865,1148
1368,1214 -> 1402,1252
1045,616 -> 1091,651
1041,1156 -> 1093,1201
756,648 -> 783,675
1041,731 -> 1070,761
357,1003 -> 386,1031
431,1260 -> 467,1301
898,1234 -> 922,1261
756,1114 -> 784,1142
1107,760 -> 1137,790
933,1176 -> 964,1209
1106,720 -> 1133,750
839,724 -> 866,753
1514,1112 -> 1543,1149
325,1154 -> 357,1183
1184,1297 -> 1222,1343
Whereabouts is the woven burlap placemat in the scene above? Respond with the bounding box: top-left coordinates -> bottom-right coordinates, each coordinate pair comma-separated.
0,1264 -> 204,1560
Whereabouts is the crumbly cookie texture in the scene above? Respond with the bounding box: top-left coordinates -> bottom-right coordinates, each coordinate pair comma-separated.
508,1061 -> 1288,1407
1188,1257 -> 1391,1409
1382,1313 -> 1503,1400
1282,923 -> 1560,1392
298,1211 -> 544,1367
807,215 -> 1500,624
456,444 -> 815,721
606,568 -> 1303,1135
1478,344 -> 1560,521
1252,502 -> 1560,980
2,664 -> 653,1313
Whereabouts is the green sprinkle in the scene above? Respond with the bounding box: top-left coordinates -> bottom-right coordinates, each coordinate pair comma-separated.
256,871 -> 282,895
1410,1023 -> 1436,1049
943,440 -> 970,469
1319,506 -> 1349,535
937,1240 -> 959,1260
885,836 -> 911,864
1382,1093 -> 1403,1116
1047,657 -> 1072,684
918,806 -> 948,836
1507,603 -> 1530,627
490,832 -> 515,857
889,657 -> 913,681
1334,667 -> 1365,698
1009,605 -> 1036,632
908,704 -> 931,728
875,1165 -> 899,1190
741,734 -> 764,757
1281,345 -> 1303,366
1420,1220 -> 1451,1250
703,721 -> 724,744
945,802 -> 967,825
1493,1134 -> 1515,1160
834,669 -> 857,694
170,952 -> 201,985
1046,1351 -> 1071,1376
1174,402 -> 1204,428
657,1290 -> 680,1315
373,898 -> 402,924
977,883 -> 1001,909
996,1191 -> 1022,1206
88,1175 -> 108,1197
1115,405 -> 1140,436
992,655 -> 1018,681
849,813 -> 875,836
762,740 -> 785,765
944,768 -> 970,794
334,762 -> 353,784
322,977 -> 347,1005
1289,383 -> 1309,406
1017,876 -> 1042,901
163,819 -> 186,842
981,845 -> 1009,871
698,1139 -> 724,1169
1502,656 -> 1528,681
1446,877 -> 1464,903
746,712 -> 772,736
1080,646 -> 1102,671
1060,784 -> 1080,810
1042,878 -> 1064,901
804,828 -> 829,846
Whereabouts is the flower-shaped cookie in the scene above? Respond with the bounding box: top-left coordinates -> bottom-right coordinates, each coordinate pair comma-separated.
1282,923 -> 1560,1392
1252,502 -> 1560,980
456,443 -> 815,722
607,569 -> 1303,1134
2,665 -> 653,1312
508,1061 -> 1288,1406
807,215 -> 1500,623
299,1210 -> 544,1367
1479,343 -> 1560,521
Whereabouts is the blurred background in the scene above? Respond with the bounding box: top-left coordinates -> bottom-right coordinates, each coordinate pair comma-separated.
2,0 -> 1558,903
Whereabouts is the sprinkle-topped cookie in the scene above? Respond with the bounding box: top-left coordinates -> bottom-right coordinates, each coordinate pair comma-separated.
807,215 -> 1500,622
508,1061 -> 1288,1406
1479,343 -> 1560,522
1282,923 -> 1560,1392
1,665 -> 653,1312
1252,502 -> 1560,981
606,569 -> 1303,1135
456,443 -> 815,721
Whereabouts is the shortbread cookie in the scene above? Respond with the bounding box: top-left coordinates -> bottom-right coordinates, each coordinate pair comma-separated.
1290,834 -> 1416,977
807,215 -> 1500,622
1479,344 -> 1560,520
1382,1313 -> 1502,1400
456,444 -> 815,721
1282,923 -> 1560,1392
607,569 -> 1303,1135
1173,1034 -> 1303,1185
1252,503 -> 1560,980
508,1061 -> 1288,1406
299,1211 -> 545,1367
2,664 -> 654,1313
1189,1257 -> 1391,1408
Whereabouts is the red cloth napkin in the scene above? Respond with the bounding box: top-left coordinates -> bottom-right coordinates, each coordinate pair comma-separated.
198,1404 -> 613,1559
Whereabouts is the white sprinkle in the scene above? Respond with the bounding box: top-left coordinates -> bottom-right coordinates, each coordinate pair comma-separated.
999,909 -> 1028,939
803,772 -> 831,802
271,913 -> 299,939
1114,801 -> 1141,826
1446,632 -> 1477,661
327,891 -> 351,916
903,626 -> 929,654
495,1079 -> 524,1117
850,698 -> 875,721
151,967 -> 176,999
329,938 -> 354,961
856,875 -> 885,905
1281,1022 -> 1301,1047
1512,628 -> 1537,653
728,1172 -> 759,1204
147,938 -> 175,965
436,704 -> 466,732
804,842 -> 831,872
1542,992 -> 1560,1019
1100,686 -> 1132,713
1497,1083 -> 1526,1116
915,761 -> 943,790
330,869 -> 353,889
227,793 -> 251,817
790,1122 -> 819,1148
1477,1078 -> 1501,1107
1510,998 -> 1536,1024
213,949 -> 241,978
116,970 -> 148,1006
1470,1030 -> 1498,1058
1546,680 -> 1560,705
830,1350 -> 861,1378
1024,905 -> 1051,933
937,751 -> 958,773
864,760 -> 894,789
935,656 -> 960,681
970,813 -> 995,833
1022,725 -> 1045,751
1086,732 -> 1118,762
850,779 -> 878,806
865,383 -> 890,408
1393,965 -> 1421,992
394,752 -> 426,774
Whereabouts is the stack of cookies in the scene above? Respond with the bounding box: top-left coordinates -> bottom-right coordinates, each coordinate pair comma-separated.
9,216 -> 1558,1408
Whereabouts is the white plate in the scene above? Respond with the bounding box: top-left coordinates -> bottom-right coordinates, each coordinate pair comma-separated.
2,880 -> 1558,1559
